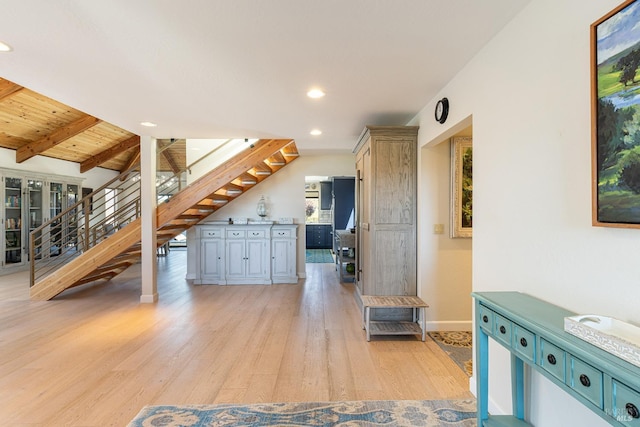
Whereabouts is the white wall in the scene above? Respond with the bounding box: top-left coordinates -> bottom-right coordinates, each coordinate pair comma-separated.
412,0 -> 628,425
185,153 -> 356,279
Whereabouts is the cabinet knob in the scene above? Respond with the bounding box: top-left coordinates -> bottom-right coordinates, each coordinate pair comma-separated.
626,403 -> 640,419
579,374 -> 590,387
499,325 -> 506,334
547,354 -> 556,365
482,315 -> 488,323
519,337 -> 528,347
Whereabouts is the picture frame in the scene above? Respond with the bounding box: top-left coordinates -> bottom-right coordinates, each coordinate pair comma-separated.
451,136 -> 472,238
592,0 -> 640,228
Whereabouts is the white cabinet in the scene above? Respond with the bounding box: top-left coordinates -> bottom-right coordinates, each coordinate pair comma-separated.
195,224 -> 297,285
271,225 -> 298,284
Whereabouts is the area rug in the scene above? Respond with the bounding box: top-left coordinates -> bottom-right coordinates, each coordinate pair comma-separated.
305,249 -> 334,263
127,399 -> 476,426
428,331 -> 473,377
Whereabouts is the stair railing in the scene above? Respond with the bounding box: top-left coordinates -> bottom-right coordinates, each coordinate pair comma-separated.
29,165 -> 142,287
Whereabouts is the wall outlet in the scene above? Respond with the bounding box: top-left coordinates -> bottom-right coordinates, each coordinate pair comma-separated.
433,224 -> 445,234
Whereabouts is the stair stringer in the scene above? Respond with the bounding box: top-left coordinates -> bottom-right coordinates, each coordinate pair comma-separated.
30,218 -> 142,300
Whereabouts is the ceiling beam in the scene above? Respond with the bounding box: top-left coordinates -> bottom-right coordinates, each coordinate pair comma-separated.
16,115 -> 102,163
80,134 -> 140,173
161,150 -> 181,174
0,80 -> 23,100
120,147 -> 141,173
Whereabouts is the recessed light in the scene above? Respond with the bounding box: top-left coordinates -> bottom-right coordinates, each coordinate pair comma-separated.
310,129 -> 322,136
307,88 -> 325,99
0,41 -> 13,52
140,121 -> 157,127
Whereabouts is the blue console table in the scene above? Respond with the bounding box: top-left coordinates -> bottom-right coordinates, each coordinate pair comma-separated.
473,292 -> 640,426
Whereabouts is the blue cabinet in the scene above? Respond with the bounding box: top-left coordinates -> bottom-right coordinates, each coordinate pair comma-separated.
473,292 -> 640,426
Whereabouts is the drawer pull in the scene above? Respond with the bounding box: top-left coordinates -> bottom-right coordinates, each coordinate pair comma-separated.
482,315 -> 488,323
547,354 -> 557,365
579,374 -> 590,387
499,325 -> 506,334
626,403 -> 640,419
520,337 -> 528,347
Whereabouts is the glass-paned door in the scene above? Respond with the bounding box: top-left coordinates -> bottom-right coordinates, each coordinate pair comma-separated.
4,176 -> 23,265
49,182 -> 63,256
26,179 -> 44,260
65,184 -> 79,250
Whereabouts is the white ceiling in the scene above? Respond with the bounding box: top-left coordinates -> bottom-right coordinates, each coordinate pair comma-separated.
0,0 -> 529,153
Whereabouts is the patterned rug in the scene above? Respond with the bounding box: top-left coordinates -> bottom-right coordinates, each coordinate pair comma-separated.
127,399 -> 476,426
305,249 -> 334,263
428,331 -> 473,377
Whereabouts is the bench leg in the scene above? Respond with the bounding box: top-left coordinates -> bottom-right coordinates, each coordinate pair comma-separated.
365,306 -> 371,341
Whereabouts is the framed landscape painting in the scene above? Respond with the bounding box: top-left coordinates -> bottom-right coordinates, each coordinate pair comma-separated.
451,137 -> 472,238
592,0 -> 640,228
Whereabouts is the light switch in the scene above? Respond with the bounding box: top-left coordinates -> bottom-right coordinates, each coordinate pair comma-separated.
433,224 -> 445,234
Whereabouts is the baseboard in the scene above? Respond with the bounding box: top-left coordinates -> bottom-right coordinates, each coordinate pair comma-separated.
185,273 -> 196,280
298,271 -> 306,279
140,293 -> 158,303
425,320 -> 472,331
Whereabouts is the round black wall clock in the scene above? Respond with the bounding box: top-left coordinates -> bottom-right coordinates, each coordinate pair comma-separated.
435,97 -> 449,124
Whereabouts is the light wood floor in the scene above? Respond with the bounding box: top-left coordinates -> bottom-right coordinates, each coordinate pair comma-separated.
0,249 -> 472,426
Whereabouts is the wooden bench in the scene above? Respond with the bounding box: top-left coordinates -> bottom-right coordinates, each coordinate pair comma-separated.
361,295 -> 429,341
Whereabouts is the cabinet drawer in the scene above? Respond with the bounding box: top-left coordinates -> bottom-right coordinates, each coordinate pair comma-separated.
201,229 -> 222,238
539,338 -> 565,382
567,355 -> 603,408
226,230 -> 246,239
513,324 -> 535,363
611,380 -> 640,426
272,229 -> 292,238
247,229 -> 266,239
478,305 -> 494,335
493,313 -> 512,348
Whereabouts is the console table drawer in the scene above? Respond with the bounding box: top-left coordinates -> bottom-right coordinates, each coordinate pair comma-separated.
568,356 -> 603,408
478,305 -> 494,335
513,324 -> 535,363
611,380 -> 640,425
539,339 -> 565,382
494,313 -> 512,347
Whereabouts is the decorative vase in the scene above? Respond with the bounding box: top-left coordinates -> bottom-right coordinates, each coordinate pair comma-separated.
256,195 -> 267,218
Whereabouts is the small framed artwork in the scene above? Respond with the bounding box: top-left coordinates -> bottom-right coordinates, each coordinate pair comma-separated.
451,136 -> 472,238
592,0 -> 640,228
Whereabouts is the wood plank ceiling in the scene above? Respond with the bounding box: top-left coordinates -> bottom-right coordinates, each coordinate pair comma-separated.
0,77 -> 184,173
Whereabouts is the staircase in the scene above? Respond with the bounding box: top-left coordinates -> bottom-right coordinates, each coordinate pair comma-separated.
29,138 -> 299,300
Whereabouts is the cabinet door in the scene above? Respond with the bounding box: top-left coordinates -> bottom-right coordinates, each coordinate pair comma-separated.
245,240 -> 267,279
48,182 -> 63,256
201,239 -> 223,281
3,176 -> 23,266
320,181 -> 332,210
272,239 -> 292,277
226,239 -> 246,279
323,225 -> 333,248
26,178 -> 44,260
